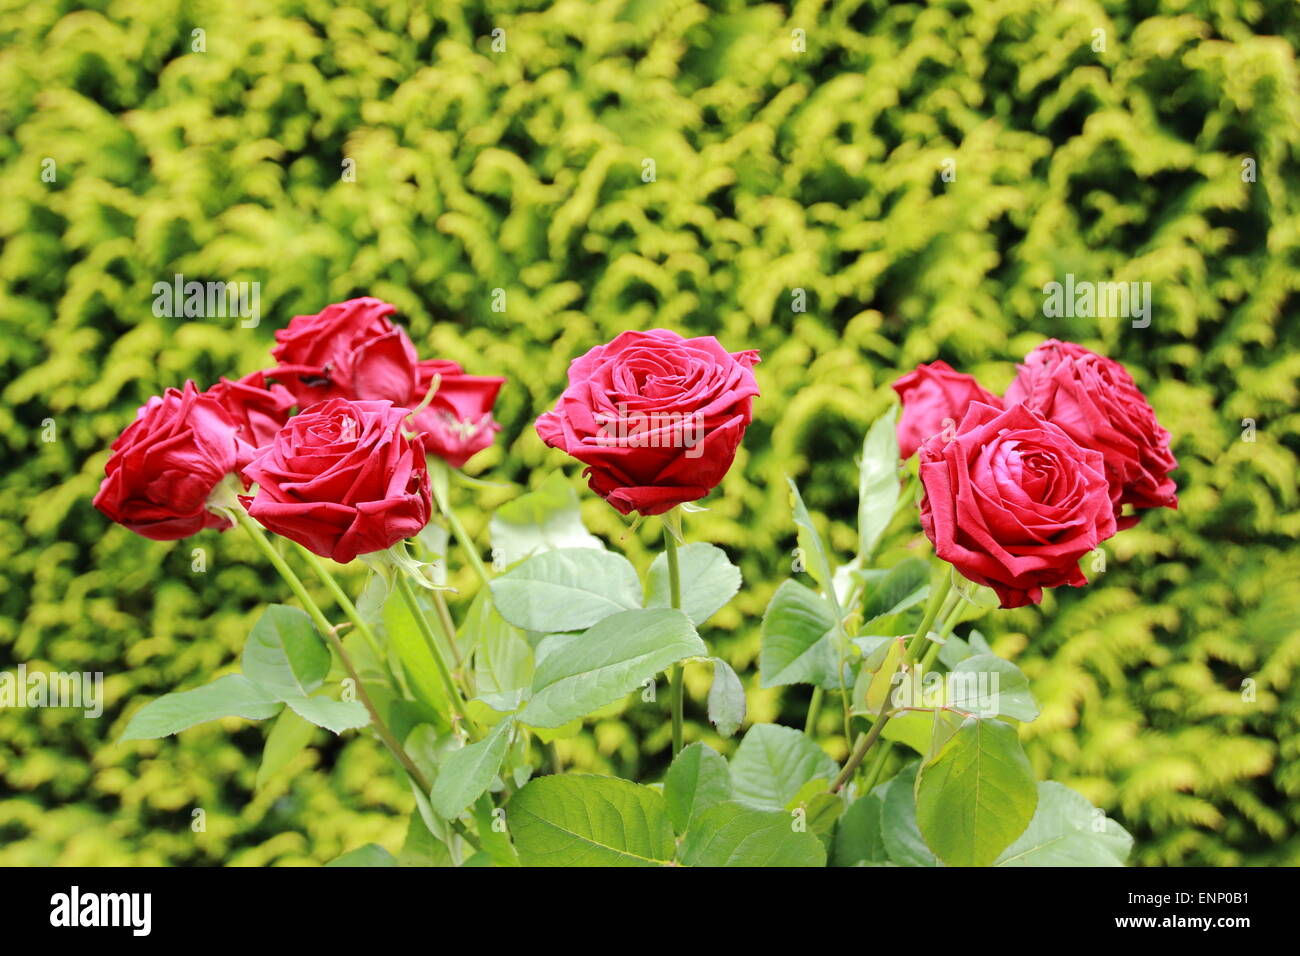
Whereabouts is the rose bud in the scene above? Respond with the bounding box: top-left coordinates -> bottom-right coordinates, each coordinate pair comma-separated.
892,360 -> 1003,459
918,401 -> 1117,609
535,329 -> 760,516
93,381 -> 243,540
242,398 -> 432,563
1005,339 -> 1177,529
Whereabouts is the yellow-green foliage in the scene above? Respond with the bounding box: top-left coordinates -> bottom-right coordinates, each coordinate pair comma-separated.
1,0 -> 1297,865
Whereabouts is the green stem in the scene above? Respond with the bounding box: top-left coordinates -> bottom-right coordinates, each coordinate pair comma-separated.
394,572 -> 478,740
805,686 -> 824,736
430,463 -> 492,590
664,522 -> 685,757
294,545 -> 396,684
831,573 -> 954,792
229,508 -> 432,794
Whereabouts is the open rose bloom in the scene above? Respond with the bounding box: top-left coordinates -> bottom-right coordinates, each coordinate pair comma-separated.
919,401 -> 1117,608
242,399 -> 432,563
535,329 -> 760,515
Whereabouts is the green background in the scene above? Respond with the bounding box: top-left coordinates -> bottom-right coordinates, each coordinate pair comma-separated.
1,0 -> 1297,865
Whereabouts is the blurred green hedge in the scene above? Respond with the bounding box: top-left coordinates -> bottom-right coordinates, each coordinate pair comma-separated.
1,0 -> 1297,865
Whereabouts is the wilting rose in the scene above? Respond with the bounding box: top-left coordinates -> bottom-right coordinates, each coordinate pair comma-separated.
1005,339 -> 1177,529
93,381 -> 242,540
535,329 -> 760,515
918,401 -> 1117,608
892,360 -> 1003,459
242,399 -> 432,563
269,297 -> 418,408
410,360 -> 506,469
204,370 -> 296,467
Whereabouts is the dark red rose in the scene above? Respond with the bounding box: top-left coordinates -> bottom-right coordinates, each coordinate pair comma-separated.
204,370 -> 296,467
534,329 -> 760,516
242,399 -> 432,563
410,359 -> 506,469
93,381 -> 242,540
892,360 -> 1003,459
269,297 -> 418,407
919,401 -> 1117,609
1005,339 -> 1177,529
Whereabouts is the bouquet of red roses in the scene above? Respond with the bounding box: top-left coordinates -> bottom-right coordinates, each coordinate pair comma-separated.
95,314 -> 1174,868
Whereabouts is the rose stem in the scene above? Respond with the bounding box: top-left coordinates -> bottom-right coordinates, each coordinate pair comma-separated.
393,572 -> 480,741
293,545 -> 399,686
804,687 -> 824,735
664,522 -> 685,757
430,462 -> 492,590
228,508 -> 435,794
830,573 -> 953,792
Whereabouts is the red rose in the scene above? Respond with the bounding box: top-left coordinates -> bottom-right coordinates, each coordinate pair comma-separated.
1005,339 -> 1177,529
892,360 -> 1003,458
918,401 -> 1117,608
270,297 -> 418,407
242,399 -> 432,563
535,329 -> 760,516
410,359 -> 506,469
93,381 -> 242,540
204,370 -> 297,467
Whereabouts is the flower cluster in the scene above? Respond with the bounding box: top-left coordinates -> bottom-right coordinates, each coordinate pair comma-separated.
93,298 -> 505,560
894,340 -> 1178,608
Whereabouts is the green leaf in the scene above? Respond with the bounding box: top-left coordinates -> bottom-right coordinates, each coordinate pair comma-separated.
858,406 -> 901,560
509,774 -> 674,866
489,471 -> 604,568
947,654 -> 1040,722
859,558 -> 930,622
915,717 -> 1038,867
729,724 -> 838,810
706,657 -> 746,737
833,793 -> 888,866
517,608 -> 705,728
120,675 -> 281,741
398,812 -> 452,867
664,742 -> 732,834
880,762 -> 940,867
382,587 -> 452,716
646,542 -> 742,626
255,707 -> 317,791
678,802 -> 826,867
241,605 -> 330,699
490,548 -> 641,633
995,782 -> 1133,867
430,718 -> 514,820
881,710 -> 935,754
759,579 -> 839,688
787,477 -> 837,594
283,694 -> 370,734
326,844 -> 397,867
466,591 -> 534,713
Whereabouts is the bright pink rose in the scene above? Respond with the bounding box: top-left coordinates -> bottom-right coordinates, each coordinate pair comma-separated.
204,370 -> 296,468
919,401 -> 1117,608
410,360 -> 506,469
269,297 -> 418,408
93,381 -> 242,540
1005,339 -> 1177,529
892,360 -> 1003,458
535,329 -> 760,516
242,399 -> 432,563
